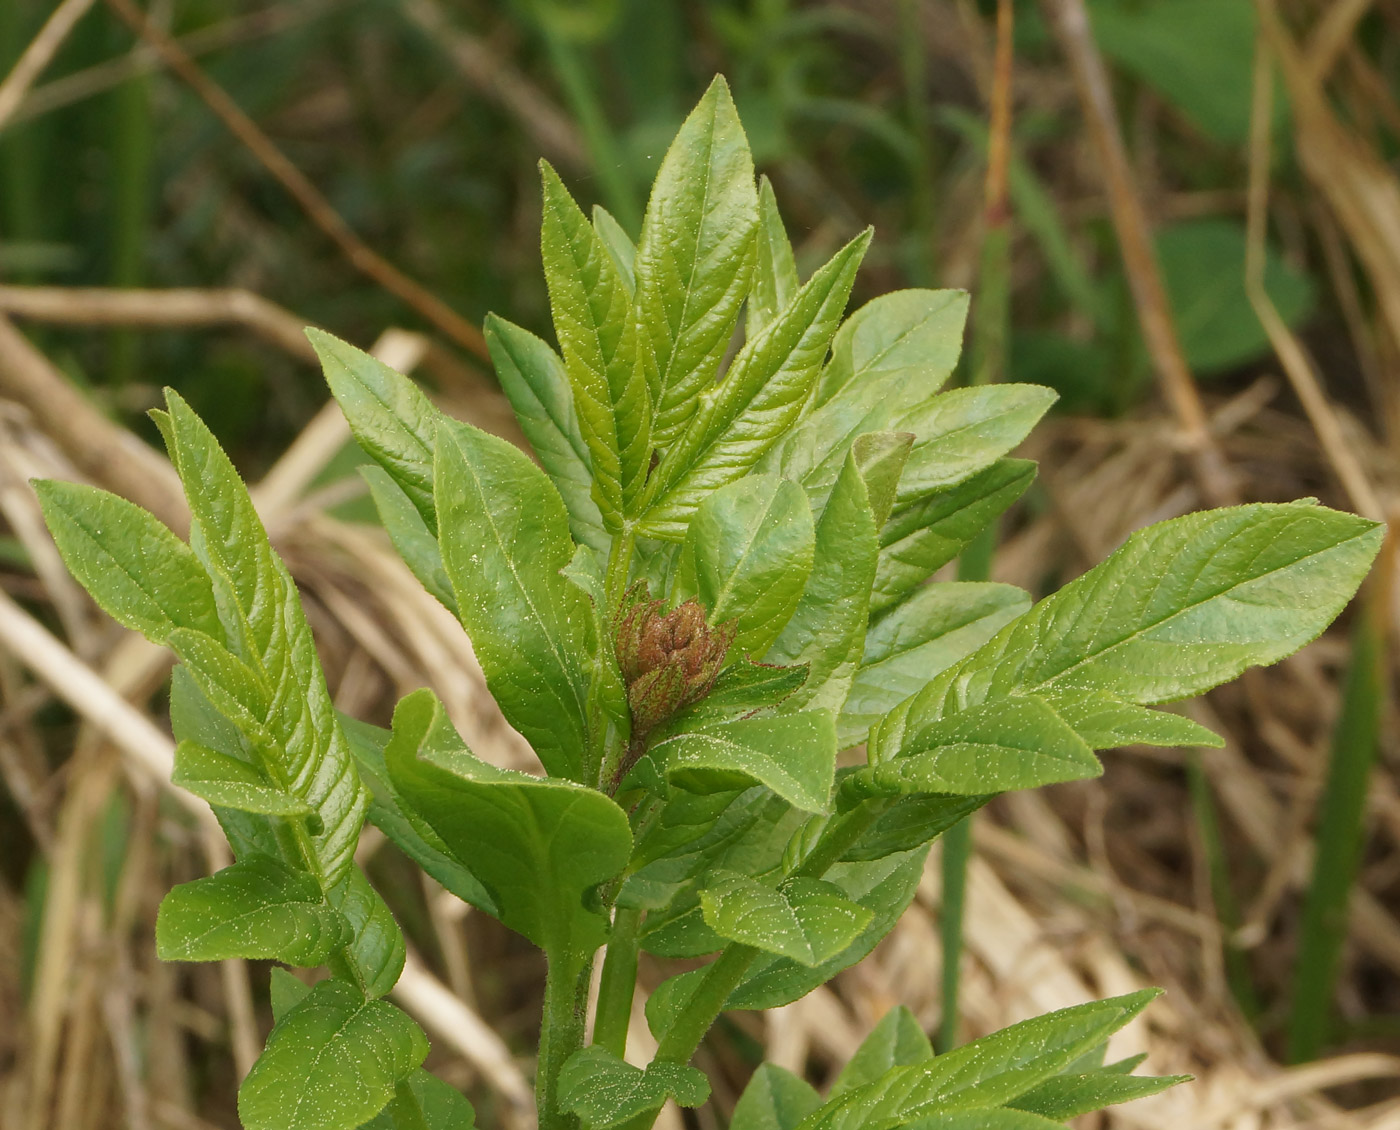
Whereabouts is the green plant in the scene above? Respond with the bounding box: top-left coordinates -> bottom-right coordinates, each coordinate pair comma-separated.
35,76 -> 1382,1130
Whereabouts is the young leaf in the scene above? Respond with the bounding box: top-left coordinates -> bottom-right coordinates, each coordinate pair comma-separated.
829,1006 -> 933,1098
873,459 -> 1035,615
311,330 -> 441,530
156,857 -> 348,965
558,1046 -> 709,1128
842,583 -> 1030,748
1048,688 -> 1224,750
815,288 -> 970,409
641,230 -> 872,539
848,697 -> 1100,799
698,871 -> 873,966
593,204 -> 637,293
730,1063 -> 821,1130
766,435 -> 911,712
636,74 -> 760,448
361,466 -> 458,614
362,1071 -> 478,1130
34,479 -> 222,642
385,689 -> 631,956
484,314 -> 607,553
171,740 -> 313,815
328,866 -> 408,1000
797,991 -> 1160,1130
161,392 -> 368,886
841,794 -> 988,862
238,978 -> 429,1130
433,417 -> 593,781
540,161 -> 651,520
1007,1067 -> 1188,1122
747,176 -> 800,340
874,502 -> 1385,763
663,658 -> 810,730
676,475 -> 815,658
649,711 -> 837,814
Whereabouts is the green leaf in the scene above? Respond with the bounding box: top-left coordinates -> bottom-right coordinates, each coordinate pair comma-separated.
874,503 -> 1384,764
899,1113 -> 1067,1130
829,1006 -> 932,1098
842,583 -> 1030,748
893,385 -> 1055,505
341,715 -> 496,914
385,689 -> 631,956
362,1071 -> 477,1130
796,991 -> 1160,1130
649,711 -> 837,814
34,479 -> 221,643
311,330 -> 440,530
161,391 -> 369,886
433,417 -> 593,782
637,74 -> 760,448
559,1046 -> 709,1128
1155,217 -> 1315,376
484,314 -> 607,554
156,856 -> 348,965
874,460 -> 1035,615
641,230 -> 872,539
699,871 -> 873,966
676,475 -> 815,658
815,288 -> 970,409
238,978 -> 428,1130
593,204 -> 637,294
730,1063 -> 821,1130
171,740 -> 312,815
361,466 -> 458,614
270,966 -> 312,1021
664,658 -> 810,731
328,866 -> 407,999
1048,688 -> 1224,751
747,176 -> 800,340
1008,1067 -> 1188,1122
540,161 -> 650,521
767,436 -> 911,712
563,544 -> 631,736
849,698 -> 1100,800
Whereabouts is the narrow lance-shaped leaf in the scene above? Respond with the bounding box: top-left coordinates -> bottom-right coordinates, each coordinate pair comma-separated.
238,978 -> 428,1130
35,479 -> 222,642
172,740 -> 312,816
641,229 -> 872,539
161,391 -> 368,887
829,1006 -> 933,1098
637,74 -> 760,448
484,313 -> 607,554
593,204 -> 636,293
541,161 -> 651,521
747,175 -> 800,340
433,418 -> 593,781
360,466 -> 457,615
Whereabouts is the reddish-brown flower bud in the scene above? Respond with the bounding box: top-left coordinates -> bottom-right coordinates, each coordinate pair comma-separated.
613,582 -> 735,741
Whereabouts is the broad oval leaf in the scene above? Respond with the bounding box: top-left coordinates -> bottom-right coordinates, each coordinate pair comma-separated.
385,689 -> 631,956
433,417 -> 593,782
238,979 -> 428,1130
361,1071 -> 478,1130
730,1063 -> 821,1130
677,475 -> 815,658
156,856 -> 348,965
698,871 -> 873,966
559,1047 -> 708,1128
637,75 -> 760,449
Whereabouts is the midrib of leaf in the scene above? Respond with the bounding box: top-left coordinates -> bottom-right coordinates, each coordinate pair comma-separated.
1021,512 -> 1344,695
171,893 -> 327,956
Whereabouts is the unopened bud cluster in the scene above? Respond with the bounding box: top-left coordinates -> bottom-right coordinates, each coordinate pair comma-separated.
614,583 -> 734,740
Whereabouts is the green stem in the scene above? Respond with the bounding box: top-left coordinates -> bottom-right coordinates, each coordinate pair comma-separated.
593,906 -> 641,1056
538,950 -> 592,1130
789,800 -> 887,881
938,815 -> 972,1051
654,943 -> 758,1065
